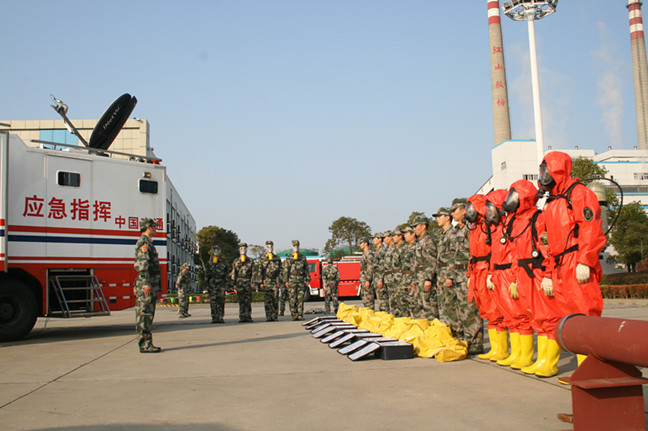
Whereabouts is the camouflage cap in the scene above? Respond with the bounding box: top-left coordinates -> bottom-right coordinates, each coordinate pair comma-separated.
265,240 -> 273,245
451,198 -> 467,211
240,242 -> 248,248
410,214 -> 429,227
292,240 -> 300,246
392,228 -> 404,236
139,217 -> 156,230
402,226 -> 415,234
359,237 -> 371,244
433,207 -> 452,217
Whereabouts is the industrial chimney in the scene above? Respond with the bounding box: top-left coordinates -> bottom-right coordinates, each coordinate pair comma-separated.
628,0 -> 648,150
488,0 -> 512,146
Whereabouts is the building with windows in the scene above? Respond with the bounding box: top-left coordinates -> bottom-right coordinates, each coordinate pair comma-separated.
478,139 -> 648,210
0,118 -> 196,293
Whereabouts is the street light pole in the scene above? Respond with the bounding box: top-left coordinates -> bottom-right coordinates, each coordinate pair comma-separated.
502,0 -> 558,167
526,13 -> 545,166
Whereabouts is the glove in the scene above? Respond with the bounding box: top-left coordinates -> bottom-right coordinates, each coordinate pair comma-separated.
541,277 -> 554,297
576,263 -> 590,284
486,274 -> 495,290
509,282 -> 518,299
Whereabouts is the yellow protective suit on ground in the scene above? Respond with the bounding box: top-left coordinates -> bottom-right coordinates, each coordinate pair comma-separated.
335,303 -> 467,362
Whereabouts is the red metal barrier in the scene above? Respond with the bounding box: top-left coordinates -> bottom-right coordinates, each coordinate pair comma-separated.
557,314 -> 648,431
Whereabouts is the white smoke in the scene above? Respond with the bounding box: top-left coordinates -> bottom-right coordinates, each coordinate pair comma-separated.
594,21 -> 624,148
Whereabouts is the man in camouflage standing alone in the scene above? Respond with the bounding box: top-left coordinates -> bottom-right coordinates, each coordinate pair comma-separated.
412,215 -> 438,320
206,245 -> 228,323
231,242 -> 255,323
322,256 -> 340,314
282,240 -> 311,320
134,218 -> 162,353
359,238 -> 375,309
254,240 -> 283,322
176,263 -> 192,318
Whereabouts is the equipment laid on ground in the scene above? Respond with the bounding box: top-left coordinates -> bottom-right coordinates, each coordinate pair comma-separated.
304,316 -> 413,361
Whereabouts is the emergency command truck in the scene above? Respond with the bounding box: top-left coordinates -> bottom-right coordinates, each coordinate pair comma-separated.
0,130 -> 177,341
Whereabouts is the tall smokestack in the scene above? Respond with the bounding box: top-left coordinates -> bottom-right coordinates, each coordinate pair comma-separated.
628,0 -> 648,150
488,0 -> 512,146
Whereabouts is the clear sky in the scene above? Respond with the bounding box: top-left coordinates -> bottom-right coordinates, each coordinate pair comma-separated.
0,1 -> 640,252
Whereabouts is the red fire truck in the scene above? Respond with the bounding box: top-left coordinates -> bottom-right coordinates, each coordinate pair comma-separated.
306,257 -> 361,300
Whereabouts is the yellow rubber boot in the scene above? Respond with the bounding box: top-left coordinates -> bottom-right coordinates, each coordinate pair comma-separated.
521,335 -> 547,374
490,330 -> 510,361
497,332 -> 520,366
478,328 -> 497,360
511,334 -> 534,369
535,338 -> 561,377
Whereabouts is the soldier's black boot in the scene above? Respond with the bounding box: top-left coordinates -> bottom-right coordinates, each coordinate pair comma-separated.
140,344 -> 162,353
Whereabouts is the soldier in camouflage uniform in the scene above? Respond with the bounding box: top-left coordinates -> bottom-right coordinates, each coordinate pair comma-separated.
134,218 -> 162,353
282,240 -> 311,321
278,281 -> 288,317
451,199 -> 484,355
176,263 -> 192,318
372,232 -> 389,312
359,238 -> 375,309
254,240 -> 283,322
231,242 -> 255,323
321,256 -> 340,314
412,215 -> 439,320
390,229 -> 407,316
205,245 -> 229,323
398,226 -> 418,317
382,231 -> 396,314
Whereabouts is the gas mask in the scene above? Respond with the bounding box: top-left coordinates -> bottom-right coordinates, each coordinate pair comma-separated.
503,189 -> 520,215
239,245 -> 247,256
538,162 -> 556,192
484,201 -> 501,226
292,244 -> 299,254
211,246 -> 221,263
266,243 -> 274,254
464,202 -> 480,224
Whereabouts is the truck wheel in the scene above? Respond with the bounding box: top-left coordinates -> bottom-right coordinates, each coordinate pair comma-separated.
0,281 -> 38,342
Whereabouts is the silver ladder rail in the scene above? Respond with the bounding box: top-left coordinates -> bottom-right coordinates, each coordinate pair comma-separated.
48,274 -> 111,318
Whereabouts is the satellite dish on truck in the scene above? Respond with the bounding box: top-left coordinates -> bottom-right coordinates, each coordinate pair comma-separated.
88,93 -> 137,150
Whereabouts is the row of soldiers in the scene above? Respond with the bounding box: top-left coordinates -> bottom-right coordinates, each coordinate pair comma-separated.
202,239 -> 312,323
358,200 -> 484,355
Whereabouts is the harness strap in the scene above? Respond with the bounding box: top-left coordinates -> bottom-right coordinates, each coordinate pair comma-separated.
518,256 -> 546,278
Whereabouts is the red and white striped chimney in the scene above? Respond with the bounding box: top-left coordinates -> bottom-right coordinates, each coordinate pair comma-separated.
628,0 -> 648,150
488,0 -> 512,146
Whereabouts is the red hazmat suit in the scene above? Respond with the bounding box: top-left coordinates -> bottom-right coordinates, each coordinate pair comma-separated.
507,180 -> 561,339
486,189 -> 516,331
467,195 -> 500,330
541,151 -> 606,318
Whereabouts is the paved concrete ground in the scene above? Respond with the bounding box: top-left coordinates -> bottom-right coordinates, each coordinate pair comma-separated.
1,299 -> 646,431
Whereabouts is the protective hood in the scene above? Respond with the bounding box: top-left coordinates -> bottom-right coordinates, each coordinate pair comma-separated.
509,179 -> 539,214
541,151 -> 573,194
486,189 -> 508,209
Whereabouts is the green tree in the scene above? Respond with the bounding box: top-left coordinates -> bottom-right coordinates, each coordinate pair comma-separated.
248,244 -> 265,258
570,156 -> 608,184
195,226 -> 240,288
324,216 -> 371,257
608,201 -> 648,272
